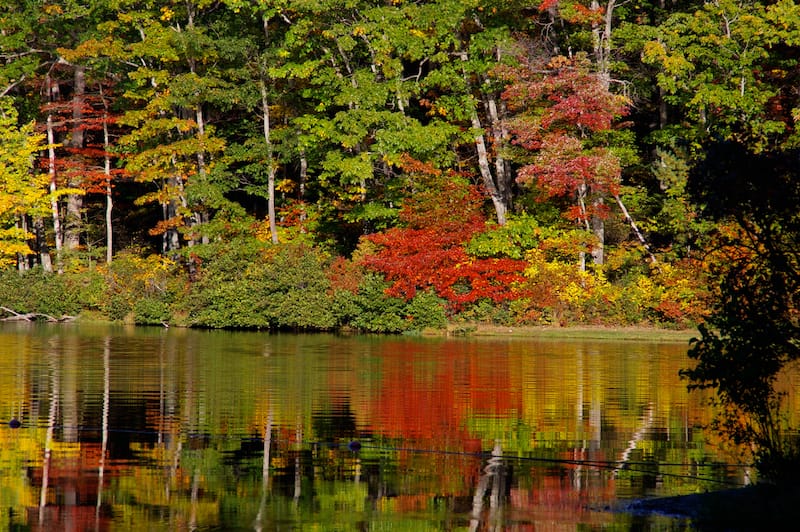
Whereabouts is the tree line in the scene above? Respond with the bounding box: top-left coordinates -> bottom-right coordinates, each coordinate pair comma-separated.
0,0 -> 796,324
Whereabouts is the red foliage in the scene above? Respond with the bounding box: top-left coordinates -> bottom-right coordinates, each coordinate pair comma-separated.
538,0 -> 560,11
39,90 -> 124,194
364,224 -> 526,307
360,159 -> 527,309
535,1 -> 604,26
500,55 -> 628,223
327,255 -> 363,294
515,134 -> 621,201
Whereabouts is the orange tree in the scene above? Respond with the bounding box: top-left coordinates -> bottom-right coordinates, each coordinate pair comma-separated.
358,159 -> 526,314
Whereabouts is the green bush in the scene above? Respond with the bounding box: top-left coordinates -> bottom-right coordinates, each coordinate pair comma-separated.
346,273 -> 410,333
260,245 -> 337,329
100,251 -> 179,323
184,240 -> 337,330
406,290 -> 447,330
0,268 -> 85,318
134,297 -> 172,325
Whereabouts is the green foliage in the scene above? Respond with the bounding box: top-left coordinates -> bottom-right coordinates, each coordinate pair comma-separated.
133,297 -> 172,325
642,0 -> 798,150
405,290 -> 447,331
330,268 -> 447,334
467,214 -> 558,260
0,0 -> 743,336
344,273 -> 410,334
0,268 -> 86,318
101,250 -> 178,322
184,240 -> 337,330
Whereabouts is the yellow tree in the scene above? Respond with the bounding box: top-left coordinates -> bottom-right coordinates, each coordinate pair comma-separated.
0,98 -> 50,267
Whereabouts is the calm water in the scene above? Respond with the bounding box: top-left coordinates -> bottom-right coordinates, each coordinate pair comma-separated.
0,323 -> 759,530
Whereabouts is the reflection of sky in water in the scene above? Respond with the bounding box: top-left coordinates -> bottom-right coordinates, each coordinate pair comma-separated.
0,323 -> 760,529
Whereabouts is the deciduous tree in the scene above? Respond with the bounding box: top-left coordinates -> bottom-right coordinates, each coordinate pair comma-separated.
683,141 -> 800,483
360,159 -> 526,310
501,53 -> 634,266
0,98 -> 49,266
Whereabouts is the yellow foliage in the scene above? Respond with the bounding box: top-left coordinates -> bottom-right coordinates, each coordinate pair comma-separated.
43,4 -> 63,15
276,179 -> 295,194
519,249 -> 616,324
0,99 -> 48,264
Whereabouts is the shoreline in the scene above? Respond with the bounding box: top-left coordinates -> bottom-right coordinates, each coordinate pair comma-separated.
447,323 -> 698,342
618,483 -> 800,529
1,316 -> 700,342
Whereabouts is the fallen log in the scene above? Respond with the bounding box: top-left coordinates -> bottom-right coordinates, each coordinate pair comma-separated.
0,306 -> 76,322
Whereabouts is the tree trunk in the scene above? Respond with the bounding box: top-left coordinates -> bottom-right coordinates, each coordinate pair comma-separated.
577,183 -> 591,271
162,196 -> 181,254
613,194 -> 657,263
16,216 -> 28,271
103,115 -> 113,263
261,16 -> 279,244
191,103 -> 209,246
486,95 -> 513,213
65,65 -> 85,251
591,198 -> 605,265
299,147 -> 307,200
458,50 -> 510,226
260,77 -> 279,244
589,0 -> 618,265
472,117 -> 508,226
34,216 -> 52,272
46,113 -> 63,273
592,0 -> 615,89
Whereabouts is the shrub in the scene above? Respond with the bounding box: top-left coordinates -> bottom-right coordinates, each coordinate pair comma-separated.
0,268 -> 86,318
346,273 -> 410,333
184,240 -> 337,330
406,290 -> 447,330
133,297 -> 172,325
101,251 -> 178,322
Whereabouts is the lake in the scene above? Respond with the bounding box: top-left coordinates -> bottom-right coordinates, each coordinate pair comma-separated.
0,323 -> 758,530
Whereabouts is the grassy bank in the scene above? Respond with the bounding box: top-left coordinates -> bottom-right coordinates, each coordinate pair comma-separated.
447,323 -> 698,342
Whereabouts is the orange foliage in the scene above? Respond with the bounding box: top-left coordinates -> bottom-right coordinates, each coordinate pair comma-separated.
326,256 -> 363,294
359,160 -> 527,310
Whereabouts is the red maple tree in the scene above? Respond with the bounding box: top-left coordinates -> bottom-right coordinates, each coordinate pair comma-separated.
499,54 -> 629,225
360,157 -> 526,310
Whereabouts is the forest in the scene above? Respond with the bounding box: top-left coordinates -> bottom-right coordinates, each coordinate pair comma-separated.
0,0 -> 798,333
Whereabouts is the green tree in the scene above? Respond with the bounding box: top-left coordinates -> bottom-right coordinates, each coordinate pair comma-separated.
83,0 -> 232,254
642,0 -> 798,152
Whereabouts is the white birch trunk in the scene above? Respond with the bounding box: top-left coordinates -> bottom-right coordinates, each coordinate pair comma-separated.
46,113 -> 63,273
262,15 -> 279,244
459,51 -> 508,226
260,78 -> 279,244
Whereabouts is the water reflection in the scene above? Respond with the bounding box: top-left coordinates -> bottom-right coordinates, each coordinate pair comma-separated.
0,323 -> 763,529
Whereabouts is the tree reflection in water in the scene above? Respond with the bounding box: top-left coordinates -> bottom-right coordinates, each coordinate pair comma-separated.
470,441 -> 508,531
0,325 -> 760,529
